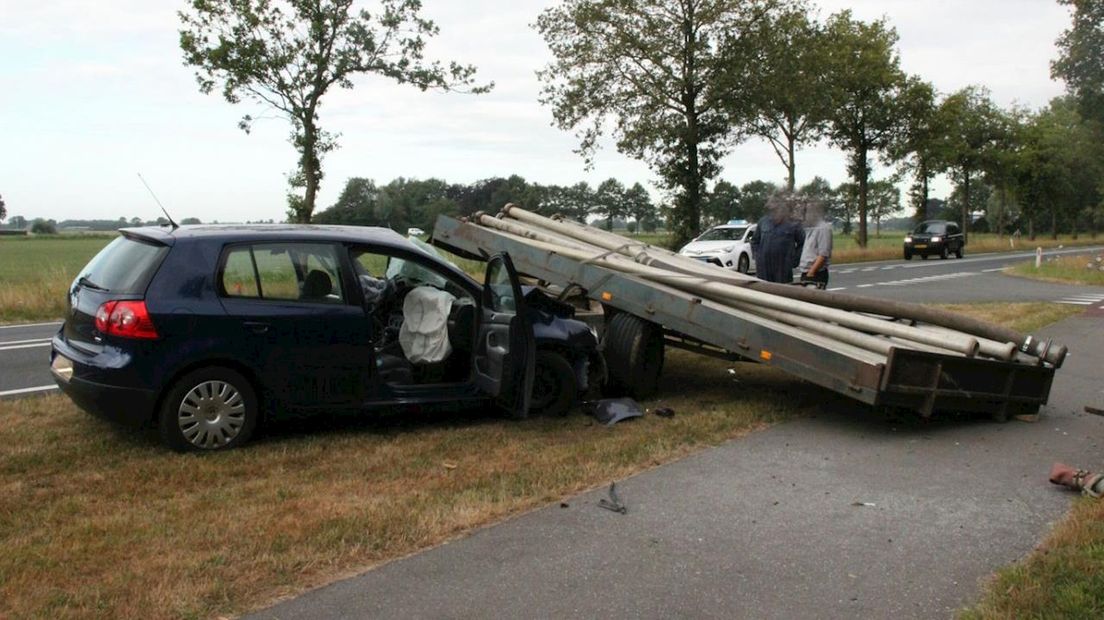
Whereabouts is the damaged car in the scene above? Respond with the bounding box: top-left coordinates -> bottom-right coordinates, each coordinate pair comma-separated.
50,225 -> 602,452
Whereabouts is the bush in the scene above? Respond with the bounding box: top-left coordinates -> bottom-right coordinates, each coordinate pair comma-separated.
31,219 -> 57,235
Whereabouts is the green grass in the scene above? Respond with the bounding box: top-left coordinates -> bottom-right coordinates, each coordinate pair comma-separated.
0,235 -> 115,322
1006,254 -> 1104,287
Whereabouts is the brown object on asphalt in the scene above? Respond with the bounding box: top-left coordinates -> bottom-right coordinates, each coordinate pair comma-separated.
1049,462 -> 1104,498
1084,406 -> 1104,417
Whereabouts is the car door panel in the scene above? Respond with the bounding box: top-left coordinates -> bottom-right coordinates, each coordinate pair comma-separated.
474,254 -> 535,417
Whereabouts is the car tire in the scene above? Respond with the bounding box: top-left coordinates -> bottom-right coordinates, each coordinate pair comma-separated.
955,245 -> 964,259
530,350 -> 578,417
737,254 -> 750,274
602,313 -> 664,399
940,246 -> 948,259
159,367 -> 259,452
903,251 -> 912,261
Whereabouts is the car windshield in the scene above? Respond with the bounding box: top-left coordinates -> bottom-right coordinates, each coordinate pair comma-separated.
696,227 -> 746,242
913,222 -> 946,234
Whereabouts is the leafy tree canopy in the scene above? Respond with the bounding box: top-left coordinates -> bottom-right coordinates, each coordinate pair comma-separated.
179,0 -> 489,223
1052,0 -> 1104,124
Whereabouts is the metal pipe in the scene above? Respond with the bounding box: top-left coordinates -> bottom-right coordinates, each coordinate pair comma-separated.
499,204 -> 1064,366
476,223 -> 981,357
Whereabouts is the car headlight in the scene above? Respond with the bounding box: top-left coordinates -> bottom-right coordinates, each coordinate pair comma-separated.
931,236 -> 942,243
721,245 -> 735,253
904,236 -> 912,243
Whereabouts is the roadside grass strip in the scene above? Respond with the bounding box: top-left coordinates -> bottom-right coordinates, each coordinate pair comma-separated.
961,496 -> 1104,620
0,351 -> 814,619
1007,254 -> 1104,288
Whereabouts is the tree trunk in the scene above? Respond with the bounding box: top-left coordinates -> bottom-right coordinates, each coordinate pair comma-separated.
1051,208 -> 1058,240
917,162 -> 929,224
857,149 -> 869,248
961,169 -> 970,244
299,120 -> 320,224
1028,217 -> 1035,241
786,134 -> 796,192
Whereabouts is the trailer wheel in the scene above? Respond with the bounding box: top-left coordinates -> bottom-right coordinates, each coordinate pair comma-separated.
602,313 -> 664,399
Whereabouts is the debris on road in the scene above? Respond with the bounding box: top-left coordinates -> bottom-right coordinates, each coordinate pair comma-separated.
598,482 -> 627,514
1084,406 -> 1104,417
851,502 -> 877,507
583,398 -> 644,426
1049,463 -> 1103,498
652,406 -> 675,418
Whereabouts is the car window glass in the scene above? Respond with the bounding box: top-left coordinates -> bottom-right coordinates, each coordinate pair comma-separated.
353,248 -> 471,306
697,227 -> 746,242
221,248 -> 260,297
485,258 -> 516,313
222,243 -> 345,303
914,222 -> 946,234
76,236 -> 168,294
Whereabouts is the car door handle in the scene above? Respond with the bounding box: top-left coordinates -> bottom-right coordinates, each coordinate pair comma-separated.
243,321 -> 270,334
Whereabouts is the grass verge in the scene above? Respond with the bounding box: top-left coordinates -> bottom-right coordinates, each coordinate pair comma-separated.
0,351 -> 823,619
935,302 -> 1085,334
1005,254 -> 1104,287
0,236 -> 114,323
961,496 -> 1104,619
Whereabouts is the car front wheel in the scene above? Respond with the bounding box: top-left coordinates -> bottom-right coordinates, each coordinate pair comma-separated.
737,254 -> 750,274
530,350 -> 578,417
903,250 -> 912,261
159,367 -> 259,452
955,245 -> 964,259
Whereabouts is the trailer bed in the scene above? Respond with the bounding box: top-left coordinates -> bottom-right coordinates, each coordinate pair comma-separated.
433,215 -> 1055,418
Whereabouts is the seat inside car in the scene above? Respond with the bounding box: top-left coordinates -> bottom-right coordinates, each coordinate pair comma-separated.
301,269 -> 332,300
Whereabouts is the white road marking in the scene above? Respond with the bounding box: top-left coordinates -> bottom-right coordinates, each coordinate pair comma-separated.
982,268 -> 1005,273
0,342 -> 52,352
826,287 -> 847,291
0,338 -> 53,346
862,267 -> 878,272
0,321 -> 63,330
1056,293 -> 1104,306
0,385 -> 58,397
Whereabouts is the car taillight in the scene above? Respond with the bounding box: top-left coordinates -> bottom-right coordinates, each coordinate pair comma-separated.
94,301 -> 159,339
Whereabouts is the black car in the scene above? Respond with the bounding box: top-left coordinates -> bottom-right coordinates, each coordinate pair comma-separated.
903,220 -> 965,260
50,225 -> 601,452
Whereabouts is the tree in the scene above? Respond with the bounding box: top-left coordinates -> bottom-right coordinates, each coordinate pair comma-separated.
180,217 -> 203,225
738,5 -> 830,190
833,181 -> 858,234
738,179 -> 778,221
0,193 -> 5,224
821,10 -> 906,247
179,0 -> 489,223
314,177 -> 380,226
867,179 -> 900,236
890,77 -> 944,223
624,182 -> 657,228
702,180 -> 742,225
536,0 -> 784,247
593,178 -> 628,230
797,176 -> 838,224
31,219 -> 57,234
1052,0 -> 1104,125
9,215 -> 27,230
936,86 -> 1004,242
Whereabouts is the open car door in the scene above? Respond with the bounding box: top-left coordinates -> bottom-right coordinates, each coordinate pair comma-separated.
475,253 -> 536,418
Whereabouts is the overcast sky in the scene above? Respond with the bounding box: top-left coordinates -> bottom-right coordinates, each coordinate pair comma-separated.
0,0 -> 1072,223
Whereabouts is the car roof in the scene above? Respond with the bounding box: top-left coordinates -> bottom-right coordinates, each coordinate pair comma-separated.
121,224 -> 416,250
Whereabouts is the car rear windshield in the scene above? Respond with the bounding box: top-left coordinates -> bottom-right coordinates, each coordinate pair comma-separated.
76,236 -> 169,294
913,222 -> 946,234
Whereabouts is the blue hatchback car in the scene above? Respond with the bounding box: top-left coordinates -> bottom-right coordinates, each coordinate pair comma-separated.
51,225 -> 600,451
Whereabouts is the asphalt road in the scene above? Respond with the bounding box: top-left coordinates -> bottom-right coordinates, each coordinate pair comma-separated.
0,321 -> 61,398
251,305 -> 1104,620
1,246 -> 1102,398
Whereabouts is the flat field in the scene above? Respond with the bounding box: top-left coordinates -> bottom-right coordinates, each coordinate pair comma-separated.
0,235 -> 115,322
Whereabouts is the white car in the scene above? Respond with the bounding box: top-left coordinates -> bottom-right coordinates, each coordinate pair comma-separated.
406,227 -> 426,237
678,222 -> 757,273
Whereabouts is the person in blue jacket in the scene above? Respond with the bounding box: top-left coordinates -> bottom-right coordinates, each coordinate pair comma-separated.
751,193 -> 806,283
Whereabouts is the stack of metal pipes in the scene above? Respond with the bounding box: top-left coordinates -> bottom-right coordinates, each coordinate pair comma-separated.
467,204 -> 1067,368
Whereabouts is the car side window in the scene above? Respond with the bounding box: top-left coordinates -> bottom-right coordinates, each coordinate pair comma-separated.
948,223 -> 960,235
219,243 -> 346,304
222,248 -> 260,298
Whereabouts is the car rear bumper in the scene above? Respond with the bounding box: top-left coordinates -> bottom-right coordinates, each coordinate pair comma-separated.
52,336 -> 158,427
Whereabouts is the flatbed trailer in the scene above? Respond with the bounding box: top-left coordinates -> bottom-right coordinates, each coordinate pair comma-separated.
432,215 -> 1057,419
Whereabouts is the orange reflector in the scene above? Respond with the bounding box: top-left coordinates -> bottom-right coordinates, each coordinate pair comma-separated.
759,350 -> 773,361
601,291 -> 613,301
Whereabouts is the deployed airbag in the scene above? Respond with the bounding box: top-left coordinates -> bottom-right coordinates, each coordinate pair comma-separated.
399,286 -> 457,364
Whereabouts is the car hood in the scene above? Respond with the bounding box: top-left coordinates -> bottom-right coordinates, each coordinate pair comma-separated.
679,240 -> 739,254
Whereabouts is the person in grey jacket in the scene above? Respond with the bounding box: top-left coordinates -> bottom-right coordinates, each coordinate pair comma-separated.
751,194 -> 805,284
798,199 -> 833,289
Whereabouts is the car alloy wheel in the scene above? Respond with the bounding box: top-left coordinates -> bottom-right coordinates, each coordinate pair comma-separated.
737,254 -> 750,274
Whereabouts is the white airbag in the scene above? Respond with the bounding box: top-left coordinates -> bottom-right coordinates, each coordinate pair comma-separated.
399,286 -> 456,364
